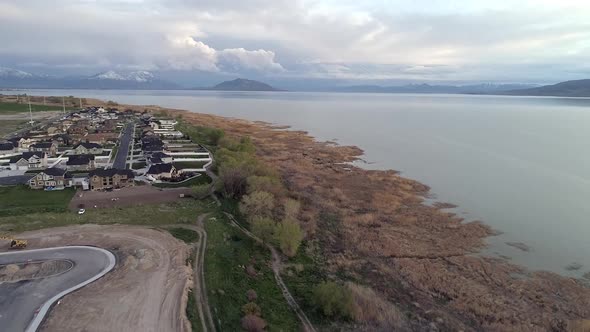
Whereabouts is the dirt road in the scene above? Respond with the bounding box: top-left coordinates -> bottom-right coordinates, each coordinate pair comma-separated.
69,185 -> 193,210
166,215 -> 216,332
14,225 -> 192,332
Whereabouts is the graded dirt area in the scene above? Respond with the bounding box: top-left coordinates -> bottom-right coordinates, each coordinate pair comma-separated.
16,225 -> 192,332
69,185 -> 192,210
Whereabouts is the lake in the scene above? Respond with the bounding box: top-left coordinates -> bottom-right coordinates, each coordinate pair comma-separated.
23,89 -> 590,278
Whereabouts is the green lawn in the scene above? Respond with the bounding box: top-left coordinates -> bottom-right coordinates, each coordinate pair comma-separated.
0,199 -> 216,233
173,161 -> 208,170
152,174 -> 212,188
0,101 -> 71,114
0,186 -> 76,217
204,213 -> 300,332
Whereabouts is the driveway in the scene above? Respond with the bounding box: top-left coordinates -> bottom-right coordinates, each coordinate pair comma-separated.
0,246 -> 115,332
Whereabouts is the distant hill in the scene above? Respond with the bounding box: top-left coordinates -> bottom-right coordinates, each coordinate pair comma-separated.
203,78 -> 280,91
334,83 -> 537,94
501,79 -> 590,97
0,67 -> 179,90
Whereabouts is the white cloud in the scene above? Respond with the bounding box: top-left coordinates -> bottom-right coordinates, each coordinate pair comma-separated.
0,0 -> 589,82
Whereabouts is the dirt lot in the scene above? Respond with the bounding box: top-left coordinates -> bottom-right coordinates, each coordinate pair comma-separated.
14,225 -> 193,332
69,185 -> 193,210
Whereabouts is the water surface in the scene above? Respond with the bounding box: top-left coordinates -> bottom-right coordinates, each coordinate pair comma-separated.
24,89 -> 590,278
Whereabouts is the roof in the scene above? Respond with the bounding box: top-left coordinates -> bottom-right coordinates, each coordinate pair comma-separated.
66,154 -> 95,165
30,142 -> 54,149
0,142 -> 14,151
75,142 -> 103,149
42,168 -> 67,177
150,157 -> 163,164
147,163 -> 175,175
11,151 -> 46,162
89,168 -> 135,178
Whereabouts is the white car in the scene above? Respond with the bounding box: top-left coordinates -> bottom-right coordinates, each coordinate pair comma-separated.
78,209 -> 86,215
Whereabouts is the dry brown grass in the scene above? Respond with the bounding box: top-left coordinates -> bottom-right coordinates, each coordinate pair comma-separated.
347,282 -> 407,330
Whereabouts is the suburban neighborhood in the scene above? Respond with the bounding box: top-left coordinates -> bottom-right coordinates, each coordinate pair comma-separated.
0,106 -> 213,193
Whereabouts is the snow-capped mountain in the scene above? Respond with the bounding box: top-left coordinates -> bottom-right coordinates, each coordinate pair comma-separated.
0,67 -> 178,89
89,70 -> 156,82
0,67 -> 35,79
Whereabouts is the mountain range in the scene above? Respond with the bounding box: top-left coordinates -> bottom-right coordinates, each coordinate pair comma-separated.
0,68 -> 179,90
1,67 -> 590,96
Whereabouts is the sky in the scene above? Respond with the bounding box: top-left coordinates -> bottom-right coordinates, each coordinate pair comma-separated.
1,0 -> 589,86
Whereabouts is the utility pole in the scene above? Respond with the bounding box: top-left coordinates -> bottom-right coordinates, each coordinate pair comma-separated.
27,95 -> 34,126
43,96 -> 46,105
79,97 -> 82,108
62,96 -> 66,115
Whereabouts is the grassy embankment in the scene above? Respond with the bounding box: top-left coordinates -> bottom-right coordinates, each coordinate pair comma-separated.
204,212 -> 300,331
176,118 -> 303,330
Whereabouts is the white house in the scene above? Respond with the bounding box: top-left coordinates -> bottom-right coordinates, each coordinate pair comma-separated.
10,152 -> 48,171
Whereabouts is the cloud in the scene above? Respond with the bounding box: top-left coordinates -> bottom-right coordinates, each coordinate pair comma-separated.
0,0 -> 589,83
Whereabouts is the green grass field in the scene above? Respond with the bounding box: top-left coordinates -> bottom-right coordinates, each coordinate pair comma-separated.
0,101 -> 71,114
0,186 -> 76,217
0,120 -> 26,137
173,161 -> 208,170
204,213 -> 300,332
168,227 -> 200,243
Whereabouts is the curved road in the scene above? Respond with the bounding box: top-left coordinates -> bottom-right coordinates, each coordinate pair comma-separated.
0,246 -> 116,332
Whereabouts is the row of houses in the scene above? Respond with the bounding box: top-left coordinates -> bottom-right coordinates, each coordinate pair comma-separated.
4,142 -> 105,171
28,168 -> 135,191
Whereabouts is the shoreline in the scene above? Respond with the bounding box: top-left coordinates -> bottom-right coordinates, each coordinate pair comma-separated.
4,95 -> 590,330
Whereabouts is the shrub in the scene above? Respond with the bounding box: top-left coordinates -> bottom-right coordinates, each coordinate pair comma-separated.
274,219 -> 303,257
239,191 -> 275,220
242,302 -> 262,316
246,289 -> 258,302
311,281 -> 353,318
241,314 -> 266,332
251,216 -> 276,244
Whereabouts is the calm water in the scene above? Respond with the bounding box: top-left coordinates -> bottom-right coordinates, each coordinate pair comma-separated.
25,89 -> 590,278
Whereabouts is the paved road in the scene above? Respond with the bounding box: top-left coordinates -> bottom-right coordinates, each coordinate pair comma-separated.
112,123 -> 134,169
0,246 -> 115,332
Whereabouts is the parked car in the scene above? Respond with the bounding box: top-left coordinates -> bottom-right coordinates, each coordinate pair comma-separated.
78,208 -> 86,215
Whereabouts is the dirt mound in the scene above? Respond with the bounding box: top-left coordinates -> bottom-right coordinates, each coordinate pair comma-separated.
0,260 -> 72,282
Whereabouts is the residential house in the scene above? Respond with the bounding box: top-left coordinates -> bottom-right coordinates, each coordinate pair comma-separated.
88,168 -> 135,191
17,137 -> 39,150
9,152 -> 47,170
52,134 -> 72,146
0,142 -> 16,156
30,141 -> 58,157
73,142 -> 103,155
146,163 -> 177,180
66,154 -> 96,171
28,168 -> 71,190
